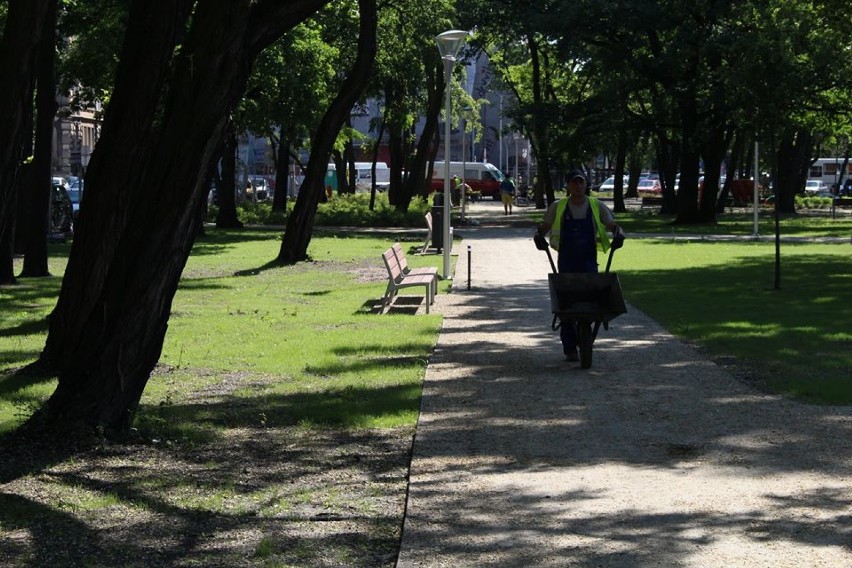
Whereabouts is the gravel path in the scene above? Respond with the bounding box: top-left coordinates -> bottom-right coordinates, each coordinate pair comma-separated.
397,201 -> 852,567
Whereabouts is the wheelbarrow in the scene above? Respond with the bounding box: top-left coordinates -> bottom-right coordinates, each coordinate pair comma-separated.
534,230 -> 627,369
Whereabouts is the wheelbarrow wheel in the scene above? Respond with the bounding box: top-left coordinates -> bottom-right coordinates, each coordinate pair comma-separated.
577,322 -> 593,369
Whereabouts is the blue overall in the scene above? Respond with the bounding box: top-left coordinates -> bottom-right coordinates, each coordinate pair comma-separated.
558,204 -> 598,354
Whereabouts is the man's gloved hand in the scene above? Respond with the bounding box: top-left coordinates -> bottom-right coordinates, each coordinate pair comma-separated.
611,226 -> 625,250
534,232 -> 549,251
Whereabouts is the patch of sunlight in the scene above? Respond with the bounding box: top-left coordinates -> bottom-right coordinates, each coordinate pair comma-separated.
825,331 -> 852,341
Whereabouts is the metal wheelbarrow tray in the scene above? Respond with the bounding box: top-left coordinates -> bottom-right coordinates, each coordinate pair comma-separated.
548,272 -> 627,324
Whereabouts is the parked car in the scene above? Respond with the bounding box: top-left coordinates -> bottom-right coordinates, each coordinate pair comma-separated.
52,175 -> 69,191
804,180 -> 829,196
595,173 -> 654,193
597,175 -> 628,193
248,176 -> 271,200
637,177 -> 662,193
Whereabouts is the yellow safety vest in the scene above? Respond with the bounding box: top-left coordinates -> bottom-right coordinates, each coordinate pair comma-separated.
550,196 -> 611,253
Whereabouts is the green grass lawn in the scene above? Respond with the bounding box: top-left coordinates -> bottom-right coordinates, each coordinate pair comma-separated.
616,238 -> 852,403
0,230 -> 447,435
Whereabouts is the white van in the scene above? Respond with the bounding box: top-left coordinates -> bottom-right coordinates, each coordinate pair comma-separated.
809,158 -> 851,190
430,161 -> 504,199
326,162 -> 390,191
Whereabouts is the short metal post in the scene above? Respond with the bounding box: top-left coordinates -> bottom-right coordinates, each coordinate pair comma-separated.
467,245 -> 472,290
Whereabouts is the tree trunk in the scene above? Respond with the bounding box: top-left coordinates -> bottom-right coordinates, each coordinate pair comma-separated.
343,119 -> 356,194
0,201 -> 16,284
37,0 -> 328,432
698,124 -> 732,222
526,33 -> 551,209
613,132 -> 627,213
653,131 -> 679,214
21,0 -> 58,278
278,0 -> 377,264
401,58 -> 443,205
775,128 -> 811,214
369,117 -> 385,210
717,132 -> 744,213
331,150 -> 347,195
0,0 -> 52,251
41,0 -> 193,371
271,133 -> 288,212
387,122 -> 405,207
216,122 -> 243,228
674,96 -> 702,224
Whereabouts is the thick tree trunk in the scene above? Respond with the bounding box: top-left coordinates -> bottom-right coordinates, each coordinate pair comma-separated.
38,0 -> 327,432
278,0 -> 377,264
0,0 -> 52,251
41,0 -> 195,371
21,0 -> 58,278
216,123 -> 243,228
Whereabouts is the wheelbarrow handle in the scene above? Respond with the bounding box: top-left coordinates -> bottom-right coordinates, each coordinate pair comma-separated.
534,232 -> 558,273
605,229 -> 625,273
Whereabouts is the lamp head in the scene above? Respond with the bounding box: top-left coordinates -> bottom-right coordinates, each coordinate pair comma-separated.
435,29 -> 468,59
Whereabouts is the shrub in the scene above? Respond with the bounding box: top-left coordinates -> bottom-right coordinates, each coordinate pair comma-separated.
796,195 -> 833,210
204,192 -> 431,227
315,192 -> 430,227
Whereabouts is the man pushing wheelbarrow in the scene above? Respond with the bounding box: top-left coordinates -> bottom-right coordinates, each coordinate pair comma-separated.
535,170 -> 626,368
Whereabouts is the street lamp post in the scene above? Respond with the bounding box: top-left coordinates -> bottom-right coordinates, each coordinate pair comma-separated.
513,132 -> 520,181
499,96 -> 503,173
435,29 -> 467,280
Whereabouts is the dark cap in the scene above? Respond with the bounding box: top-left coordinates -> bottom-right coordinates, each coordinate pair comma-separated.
569,169 -> 587,182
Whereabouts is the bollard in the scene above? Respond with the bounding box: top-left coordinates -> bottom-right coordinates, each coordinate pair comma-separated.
467,245 -> 471,290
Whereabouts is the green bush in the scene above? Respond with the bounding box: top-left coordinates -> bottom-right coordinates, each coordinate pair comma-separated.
316,192 -> 430,227
796,195 -> 833,210
204,192 -> 431,227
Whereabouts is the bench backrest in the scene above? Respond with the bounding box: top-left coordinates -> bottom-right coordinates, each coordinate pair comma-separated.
391,243 -> 411,273
382,249 -> 404,282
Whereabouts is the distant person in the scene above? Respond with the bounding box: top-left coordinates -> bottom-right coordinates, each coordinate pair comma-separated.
537,170 -> 622,362
500,175 -> 516,215
452,175 -> 462,205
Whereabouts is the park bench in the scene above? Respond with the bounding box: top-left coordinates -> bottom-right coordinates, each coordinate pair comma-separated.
640,195 -> 664,209
420,211 -> 453,254
381,248 -> 435,314
830,197 -> 852,219
392,243 -> 438,297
